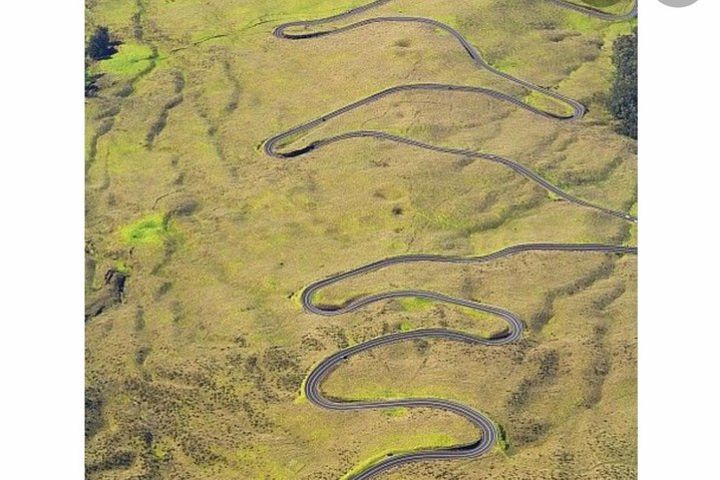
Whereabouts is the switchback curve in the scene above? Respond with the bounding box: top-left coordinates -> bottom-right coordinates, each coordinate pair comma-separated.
302,244 -> 637,479
266,1 -> 638,478
548,0 -> 637,21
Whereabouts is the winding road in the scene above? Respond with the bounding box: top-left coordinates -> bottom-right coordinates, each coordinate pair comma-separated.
302,244 -> 636,479
265,1 -> 638,478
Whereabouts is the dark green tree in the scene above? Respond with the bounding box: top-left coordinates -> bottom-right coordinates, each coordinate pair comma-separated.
87,26 -> 117,61
609,29 -> 637,139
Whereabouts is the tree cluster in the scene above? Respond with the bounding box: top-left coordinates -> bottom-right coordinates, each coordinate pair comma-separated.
87,26 -> 117,61
85,26 -> 119,97
609,28 -> 638,139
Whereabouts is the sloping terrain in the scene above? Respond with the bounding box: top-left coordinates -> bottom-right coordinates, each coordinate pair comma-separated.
85,1 -> 637,478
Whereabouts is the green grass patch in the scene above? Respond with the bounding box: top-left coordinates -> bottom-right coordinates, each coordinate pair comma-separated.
397,297 -> 433,312
341,432 -> 461,480
564,16 -> 595,34
294,373 -> 310,404
492,56 -> 523,73
579,0 -> 634,14
547,190 -> 563,201
496,423 -> 510,452
114,260 -> 130,274
120,213 -> 168,246
151,443 -> 169,460
383,407 -> 408,418
94,43 -> 154,78
523,90 -> 575,118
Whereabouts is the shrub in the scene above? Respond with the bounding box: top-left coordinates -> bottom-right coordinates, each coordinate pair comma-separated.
87,26 -> 117,61
85,61 -> 101,97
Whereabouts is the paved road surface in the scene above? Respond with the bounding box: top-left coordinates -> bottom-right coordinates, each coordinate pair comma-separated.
265,1 -> 637,478
302,244 -> 637,479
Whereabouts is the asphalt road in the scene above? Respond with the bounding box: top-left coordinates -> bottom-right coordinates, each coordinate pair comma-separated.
549,0 -> 638,21
302,244 -> 637,479
266,1 -> 637,478
266,10 -> 638,223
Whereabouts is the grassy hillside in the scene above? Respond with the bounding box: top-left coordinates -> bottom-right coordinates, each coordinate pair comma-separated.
85,1 -> 637,478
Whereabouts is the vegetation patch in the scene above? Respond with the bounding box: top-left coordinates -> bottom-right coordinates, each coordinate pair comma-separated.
85,0 -> 637,476
609,28 -> 637,139
341,432 -> 460,480
496,423 -> 511,452
114,259 -> 130,274
95,43 -> 155,78
87,26 -> 118,61
581,0 -> 634,14
397,297 -> 433,312
85,25 -> 119,97
383,407 -> 409,418
120,213 -> 169,246
523,90 -> 576,118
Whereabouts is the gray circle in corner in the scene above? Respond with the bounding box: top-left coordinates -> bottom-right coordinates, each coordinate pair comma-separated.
659,0 -> 698,7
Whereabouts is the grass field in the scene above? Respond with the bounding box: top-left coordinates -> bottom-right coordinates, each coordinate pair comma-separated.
86,1 -> 637,478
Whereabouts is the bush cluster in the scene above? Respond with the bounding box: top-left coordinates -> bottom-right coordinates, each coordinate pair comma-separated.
85,26 -> 120,97
609,28 -> 638,139
87,26 -> 117,61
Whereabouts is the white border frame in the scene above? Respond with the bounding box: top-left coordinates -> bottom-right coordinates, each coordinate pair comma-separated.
640,0 -> 720,477
1,1 -> 85,477
1,0 -> 719,477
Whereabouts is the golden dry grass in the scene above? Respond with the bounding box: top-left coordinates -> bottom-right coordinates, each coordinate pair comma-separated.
86,1 -> 636,478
